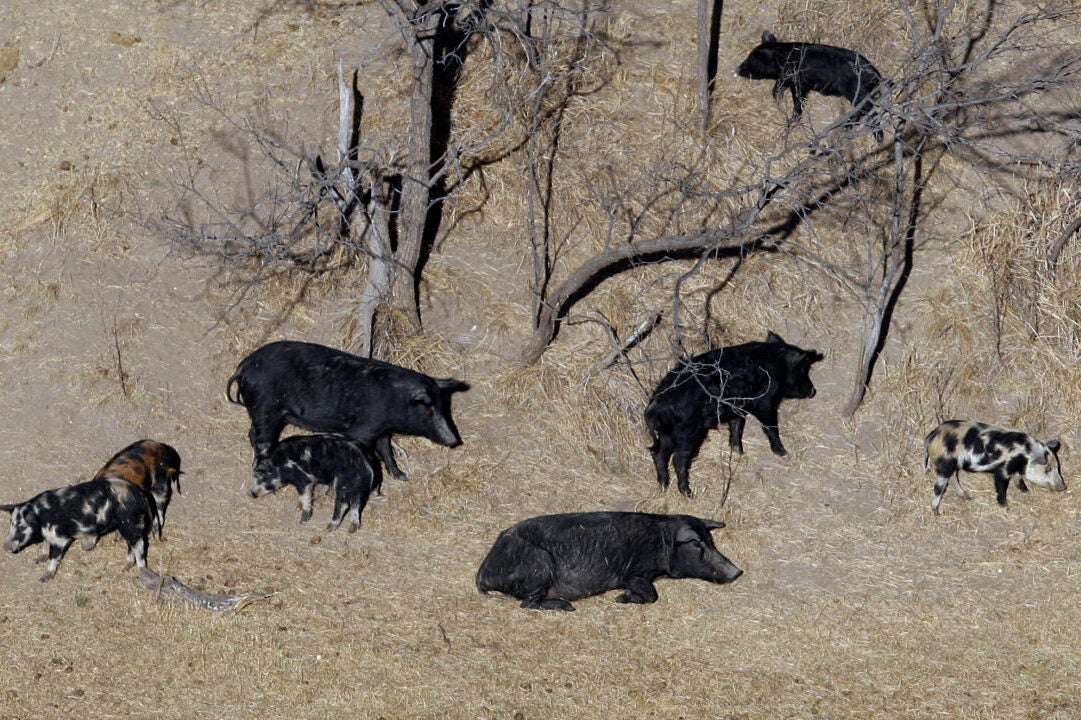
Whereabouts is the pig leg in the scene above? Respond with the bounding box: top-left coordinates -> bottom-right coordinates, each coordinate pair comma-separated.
755,408 -> 787,457
650,435 -> 674,491
347,483 -> 371,534
117,519 -> 149,572
297,482 -> 315,523
374,435 -> 408,482
347,503 -> 362,534
40,539 -> 73,582
934,457 -> 970,499
992,467 -> 1010,507
520,587 -> 575,612
948,473 -> 971,499
727,416 -> 746,454
616,577 -> 659,605
248,414 -> 286,462
931,475 -> 951,514
787,83 -> 806,118
326,478 -> 365,533
326,494 -> 346,532
1007,455 -> 1030,492
121,537 -> 148,572
673,450 -> 699,498
673,430 -> 708,498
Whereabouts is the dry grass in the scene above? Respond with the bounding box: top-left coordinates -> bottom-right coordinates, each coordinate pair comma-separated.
2,1 -> 1081,719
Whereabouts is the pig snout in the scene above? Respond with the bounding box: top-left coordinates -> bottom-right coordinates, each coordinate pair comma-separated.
703,554 -> 743,583
714,560 -> 743,583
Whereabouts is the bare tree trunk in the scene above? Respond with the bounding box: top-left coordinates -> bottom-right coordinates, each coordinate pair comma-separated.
352,173 -> 397,357
390,2 -> 441,333
696,0 -> 723,132
842,128 -> 924,416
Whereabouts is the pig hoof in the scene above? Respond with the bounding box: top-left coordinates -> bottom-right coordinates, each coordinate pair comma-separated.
348,522 -> 360,534
678,486 -> 694,499
300,510 -> 313,523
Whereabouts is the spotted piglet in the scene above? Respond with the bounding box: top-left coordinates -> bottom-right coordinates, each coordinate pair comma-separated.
249,434 -> 382,533
1,478 -> 153,582
925,420 -> 1065,514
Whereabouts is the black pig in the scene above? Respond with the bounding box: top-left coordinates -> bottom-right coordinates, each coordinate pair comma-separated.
645,331 -> 824,497
227,340 -> 469,482
1,478 -> 153,582
737,30 -> 884,140
249,434 -> 383,533
476,512 -> 742,611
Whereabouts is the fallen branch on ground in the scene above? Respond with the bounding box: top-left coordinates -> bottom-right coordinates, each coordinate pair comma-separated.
136,567 -> 274,612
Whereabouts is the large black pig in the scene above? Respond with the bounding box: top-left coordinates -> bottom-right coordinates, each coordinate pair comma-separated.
476,511 -> 742,611
227,340 -> 469,481
645,331 -> 824,497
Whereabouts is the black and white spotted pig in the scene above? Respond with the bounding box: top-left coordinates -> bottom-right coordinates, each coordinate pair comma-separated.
93,439 -> 182,540
925,420 -> 1065,514
1,478 -> 153,582
248,434 -> 383,533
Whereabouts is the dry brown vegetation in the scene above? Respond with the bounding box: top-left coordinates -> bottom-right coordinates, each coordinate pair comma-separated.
2,1 -> 1081,718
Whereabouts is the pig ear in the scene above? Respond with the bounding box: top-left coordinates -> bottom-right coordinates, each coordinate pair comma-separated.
675,526 -> 701,544
0,503 -> 15,514
762,30 -> 777,43
437,378 -> 471,395
765,331 -> 785,344
701,519 -> 726,532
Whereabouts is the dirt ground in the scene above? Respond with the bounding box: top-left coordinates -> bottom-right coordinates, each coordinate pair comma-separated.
2,1 -> 1081,718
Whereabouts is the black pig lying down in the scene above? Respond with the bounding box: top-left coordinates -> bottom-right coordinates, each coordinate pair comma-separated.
737,30 -> 884,140
227,340 -> 469,482
93,439 -> 182,540
1,478 -> 153,582
645,331 -> 824,497
249,434 -> 383,533
476,512 -> 742,611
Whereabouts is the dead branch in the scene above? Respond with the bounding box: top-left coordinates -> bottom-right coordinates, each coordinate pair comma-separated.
137,568 -> 274,613
1048,215 -> 1081,276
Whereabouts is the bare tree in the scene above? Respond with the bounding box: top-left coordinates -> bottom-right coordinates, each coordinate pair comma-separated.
157,0 -> 608,357
517,1 -> 1081,419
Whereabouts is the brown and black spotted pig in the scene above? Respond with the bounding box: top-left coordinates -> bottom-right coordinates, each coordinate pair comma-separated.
93,440 -> 182,539
925,420 -> 1065,514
